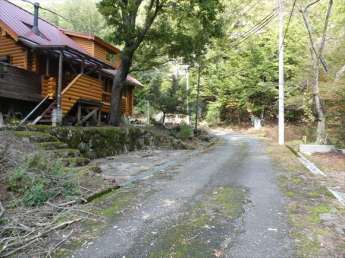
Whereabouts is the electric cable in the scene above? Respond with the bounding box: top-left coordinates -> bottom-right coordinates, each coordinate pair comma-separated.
232,12 -> 278,47
229,10 -> 278,47
20,0 -> 100,34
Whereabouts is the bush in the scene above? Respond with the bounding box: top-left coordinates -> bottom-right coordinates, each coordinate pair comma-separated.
23,184 -> 50,206
206,102 -> 221,127
177,124 -> 193,140
5,152 -> 80,206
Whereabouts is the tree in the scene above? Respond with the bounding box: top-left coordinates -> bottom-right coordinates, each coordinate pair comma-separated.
97,0 -> 224,126
299,0 -> 333,143
146,73 -> 185,124
38,0 -> 110,39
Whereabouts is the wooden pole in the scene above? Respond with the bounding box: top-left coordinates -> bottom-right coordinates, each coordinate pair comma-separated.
81,58 -> 85,74
57,49 -> 63,125
99,66 -> 102,80
46,56 -> 50,77
278,0 -> 284,145
195,66 -> 201,134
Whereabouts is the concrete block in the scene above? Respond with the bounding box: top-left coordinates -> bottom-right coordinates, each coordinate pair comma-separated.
299,144 -> 335,154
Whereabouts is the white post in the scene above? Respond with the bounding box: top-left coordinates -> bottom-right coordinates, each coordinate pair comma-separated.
278,0 -> 285,145
186,66 -> 190,124
147,101 -> 150,124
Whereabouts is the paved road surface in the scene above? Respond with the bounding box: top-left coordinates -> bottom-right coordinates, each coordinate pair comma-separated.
72,131 -> 295,258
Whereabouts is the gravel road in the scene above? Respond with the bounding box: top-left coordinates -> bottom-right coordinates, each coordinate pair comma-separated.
72,130 -> 295,258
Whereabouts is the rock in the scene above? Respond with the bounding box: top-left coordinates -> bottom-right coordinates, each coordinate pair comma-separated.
299,144 -> 336,154
319,212 -> 337,221
335,227 -> 344,235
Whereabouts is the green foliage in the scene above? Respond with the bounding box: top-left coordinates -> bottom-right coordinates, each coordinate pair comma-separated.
5,152 -> 79,207
146,73 -> 187,122
98,0 -> 224,64
39,0 -> 110,39
4,117 -> 20,126
23,184 -> 50,206
177,124 -> 193,141
9,171 -> 30,193
206,101 -> 221,126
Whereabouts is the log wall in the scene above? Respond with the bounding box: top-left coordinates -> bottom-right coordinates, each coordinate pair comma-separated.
61,74 -> 102,116
42,76 -> 56,99
0,36 -> 27,68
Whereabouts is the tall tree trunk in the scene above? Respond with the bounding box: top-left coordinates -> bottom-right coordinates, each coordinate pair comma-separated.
300,0 -> 333,144
108,56 -> 133,126
312,63 -> 326,143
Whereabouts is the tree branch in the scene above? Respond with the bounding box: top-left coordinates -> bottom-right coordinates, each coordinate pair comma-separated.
130,59 -> 170,73
132,0 -> 161,52
300,7 -> 318,58
0,201 -> 4,219
317,0 -> 333,57
304,0 -> 321,10
335,65 -> 345,82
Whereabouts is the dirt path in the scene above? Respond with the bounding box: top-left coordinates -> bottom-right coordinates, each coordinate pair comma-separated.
71,131 -> 294,257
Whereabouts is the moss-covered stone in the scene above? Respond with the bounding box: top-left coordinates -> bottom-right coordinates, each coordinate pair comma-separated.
61,157 -> 90,166
35,141 -> 69,150
9,131 -> 57,143
52,149 -> 80,158
13,125 -> 195,159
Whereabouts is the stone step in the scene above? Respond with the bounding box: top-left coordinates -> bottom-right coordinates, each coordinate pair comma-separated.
36,141 -> 69,150
74,165 -> 102,174
61,157 -> 90,166
52,149 -> 80,158
10,131 -> 58,143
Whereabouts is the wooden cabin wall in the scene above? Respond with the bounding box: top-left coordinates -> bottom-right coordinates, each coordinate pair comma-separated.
0,36 -> 27,68
69,36 -> 93,55
94,42 -> 106,61
0,62 -> 41,102
61,74 -> 102,116
126,87 -> 133,116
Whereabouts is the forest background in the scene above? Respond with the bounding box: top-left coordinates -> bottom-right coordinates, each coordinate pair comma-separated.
15,0 -> 345,147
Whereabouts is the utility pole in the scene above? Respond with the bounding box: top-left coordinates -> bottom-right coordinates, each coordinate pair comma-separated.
186,66 -> 190,124
278,0 -> 285,145
195,66 -> 201,134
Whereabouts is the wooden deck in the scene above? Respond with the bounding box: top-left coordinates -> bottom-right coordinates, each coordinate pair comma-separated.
0,62 -> 42,102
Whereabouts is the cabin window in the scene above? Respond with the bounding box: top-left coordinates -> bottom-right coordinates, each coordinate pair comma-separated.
0,55 -> 11,64
106,51 -> 117,64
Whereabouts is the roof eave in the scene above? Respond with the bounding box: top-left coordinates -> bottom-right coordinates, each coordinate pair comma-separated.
18,37 -> 117,70
0,19 -> 19,41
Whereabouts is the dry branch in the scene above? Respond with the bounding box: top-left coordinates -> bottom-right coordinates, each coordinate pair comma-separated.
0,201 -> 4,219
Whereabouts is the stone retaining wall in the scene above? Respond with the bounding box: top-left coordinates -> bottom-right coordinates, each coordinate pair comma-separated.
11,125 -> 192,159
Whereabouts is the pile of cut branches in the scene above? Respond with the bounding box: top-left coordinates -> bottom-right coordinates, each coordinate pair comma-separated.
0,132 -> 114,257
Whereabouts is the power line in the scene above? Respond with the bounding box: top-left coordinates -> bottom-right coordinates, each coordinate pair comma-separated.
284,0 -> 296,40
230,10 -> 278,47
267,0 -> 297,60
226,0 -> 262,33
233,13 -> 278,47
20,0 -> 100,34
223,0 -> 256,21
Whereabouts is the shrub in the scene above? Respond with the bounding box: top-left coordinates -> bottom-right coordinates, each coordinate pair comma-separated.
24,184 -> 49,206
177,124 -> 193,140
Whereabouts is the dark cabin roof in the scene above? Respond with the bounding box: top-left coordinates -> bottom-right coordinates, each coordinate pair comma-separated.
0,0 -> 88,54
0,0 -> 144,88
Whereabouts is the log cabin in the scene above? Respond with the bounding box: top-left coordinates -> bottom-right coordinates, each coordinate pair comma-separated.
0,0 -> 143,125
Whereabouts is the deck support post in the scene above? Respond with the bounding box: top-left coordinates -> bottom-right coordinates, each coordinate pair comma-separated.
77,107 -> 101,125
81,58 -> 85,74
98,66 -> 102,80
97,109 -> 102,126
46,56 -> 50,77
57,49 -> 63,125
77,103 -> 82,124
